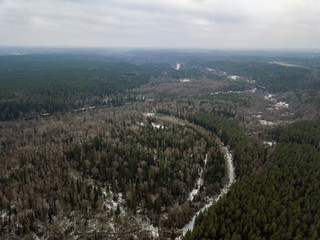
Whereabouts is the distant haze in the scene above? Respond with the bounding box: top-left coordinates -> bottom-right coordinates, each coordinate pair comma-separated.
0,0 -> 319,49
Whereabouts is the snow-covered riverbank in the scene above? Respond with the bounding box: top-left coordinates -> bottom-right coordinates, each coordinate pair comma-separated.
177,140 -> 235,239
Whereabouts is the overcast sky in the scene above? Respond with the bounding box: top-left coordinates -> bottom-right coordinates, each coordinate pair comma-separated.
0,0 -> 319,49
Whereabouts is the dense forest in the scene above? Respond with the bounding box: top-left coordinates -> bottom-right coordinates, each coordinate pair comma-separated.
158,100 -> 265,177
0,106 -> 228,238
185,112 -> 265,177
0,55 -> 163,121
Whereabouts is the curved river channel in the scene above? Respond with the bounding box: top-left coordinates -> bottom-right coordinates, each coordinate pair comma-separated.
177,140 -> 235,239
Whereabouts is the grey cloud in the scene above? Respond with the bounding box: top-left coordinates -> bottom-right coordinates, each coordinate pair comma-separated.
0,0 -> 319,49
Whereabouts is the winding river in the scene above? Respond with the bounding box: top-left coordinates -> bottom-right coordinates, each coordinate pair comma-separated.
177,140 -> 235,239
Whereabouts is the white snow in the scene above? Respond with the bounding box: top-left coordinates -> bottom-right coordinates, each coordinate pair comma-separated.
260,120 -> 277,126
206,68 -> 227,76
265,94 -> 290,111
0,210 -> 8,220
275,102 -> 289,109
263,141 -> 272,146
267,101 -> 289,111
179,78 -> 191,83
102,187 -> 125,215
151,122 -> 164,129
264,94 -> 275,100
247,79 -> 256,84
144,112 -> 155,118
263,141 -> 276,146
188,182 -> 202,202
87,219 -> 99,233
203,153 -> 208,165
108,222 -> 116,232
144,223 -> 159,238
211,88 -> 256,95
134,215 -> 159,239
249,88 -> 257,93
228,75 -> 239,80
188,154 -> 208,201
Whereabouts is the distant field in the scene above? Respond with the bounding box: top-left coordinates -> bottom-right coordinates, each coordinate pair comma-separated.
269,61 -> 305,68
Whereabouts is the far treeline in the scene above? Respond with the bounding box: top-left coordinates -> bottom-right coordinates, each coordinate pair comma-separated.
184,120 -> 320,240
1,52 -> 319,121
0,55 -> 164,121
201,60 -> 315,92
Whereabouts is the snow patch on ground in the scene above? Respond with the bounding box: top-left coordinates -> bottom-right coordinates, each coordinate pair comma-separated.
264,94 -> 275,100
144,112 -> 155,118
143,223 -> 159,239
0,210 -> 8,221
179,78 -> 191,83
108,222 -> 115,232
275,102 -> 289,109
211,88 -> 256,95
263,141 -> 276,146
188,154 -> 208,202
151,122 -> 164,129
102,187 -> 125,215
136,216 -> 159,239
249,88 -> 257,93
228,75 -> 240,81
265,94 -> 289,110
260,120 -> 278,126
247,79 -> 256,84
87,218 -> 99,233
206,68 -> 227,76
204,153 -> 208,165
